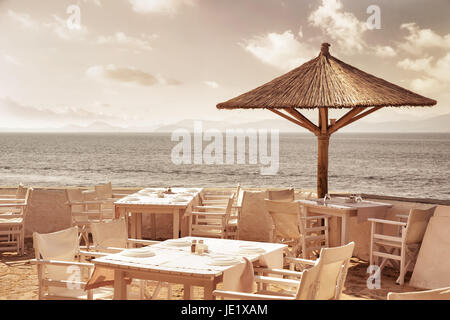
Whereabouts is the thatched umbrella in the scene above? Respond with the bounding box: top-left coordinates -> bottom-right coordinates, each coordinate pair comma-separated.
217,43 -> 436,198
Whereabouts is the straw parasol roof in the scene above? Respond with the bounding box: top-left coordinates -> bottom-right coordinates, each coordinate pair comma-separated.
216,43 -> 437,197
217,43 -> 436,110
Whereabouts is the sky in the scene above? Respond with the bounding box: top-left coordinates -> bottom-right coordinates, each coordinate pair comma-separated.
0,0 -> 449,131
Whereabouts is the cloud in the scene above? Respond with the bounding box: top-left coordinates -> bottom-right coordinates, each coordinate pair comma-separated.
399,23 -> 450,55
204,81 -> 219,88
7,10 -> 35,28
398,54 -> 450,94
8,10 -> 88,41
0,97 -> 120,122
243,0 -> 396,70
243,30 -> 315,71
82,0 -> 102,6
44,15 -> 88,40
97,32 -> 157,52
374,45 -> 397,58
86,64 -> 181,87
397,57 -> 433,72
129,0 -> 199,15
2,54 -> 22,66
308,0 -> 368,53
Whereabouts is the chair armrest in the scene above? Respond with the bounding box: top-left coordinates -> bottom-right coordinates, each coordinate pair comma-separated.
191,211 -> 227,216
194,205 -> 226,210
0,199 -> 25,203
0,194 -> 16,198
254,275 -> 300,288
65,200 -> 108,206
30,259 -> 94,268
213,290 -> 295,300
303,215 -> 330,220
0,214 -> 23,219
253,267 -> 303,278
368,218 -> 407,226
0,203 -> 26,208
284,256 -> 316,266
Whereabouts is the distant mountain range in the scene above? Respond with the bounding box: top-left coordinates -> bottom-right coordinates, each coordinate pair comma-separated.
153,113 -> 450,133
0,113 -> 449,133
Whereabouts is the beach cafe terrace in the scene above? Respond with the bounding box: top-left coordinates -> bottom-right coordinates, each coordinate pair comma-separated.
0,183 -> 449,300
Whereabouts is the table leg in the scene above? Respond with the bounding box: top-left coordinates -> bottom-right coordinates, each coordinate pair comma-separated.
184,284 -> 194,300
188,215 -> 192,236
151,214 -> 157,240
173,208 -> 180,239
137,213 -> 142,239
341,215 -> 349,246
114,270 -> 127,300
130,213 -> 137,240
204,282 -> 215,300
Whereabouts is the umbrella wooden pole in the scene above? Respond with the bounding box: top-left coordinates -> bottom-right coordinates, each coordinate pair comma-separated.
317,134 -> 330,198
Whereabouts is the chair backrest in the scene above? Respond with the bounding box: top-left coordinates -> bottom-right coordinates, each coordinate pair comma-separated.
22,187 -> 33,218
268,188 -> 295,201
33,227 -> 83,296
90,218 -> 128,249
95,182 -> 113,200
16,184 -> 27,199
433,205 -> 450,217
404,207 -> 435,244
264,199 -> 301,240
296,242 -> 355,300
33,226 -> 79,261
388,287 -> 450,300
295,264 -> 321,300
239,191 -> 273,242
224,193 -> 235,225
66,188 -> 84,204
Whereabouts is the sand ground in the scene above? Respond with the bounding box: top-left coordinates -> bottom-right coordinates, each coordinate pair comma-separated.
0,238 -> 422,300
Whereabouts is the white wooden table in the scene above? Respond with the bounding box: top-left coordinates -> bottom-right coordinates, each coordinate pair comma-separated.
297,198 -> 392,246
114,188 -> 202,239
91,237 -> 286,300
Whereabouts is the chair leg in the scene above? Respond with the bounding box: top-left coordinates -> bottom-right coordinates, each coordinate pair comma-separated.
396,245 -> 406,285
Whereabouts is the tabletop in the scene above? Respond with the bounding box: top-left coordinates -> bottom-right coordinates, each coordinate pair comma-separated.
297,197 -> 392,210
92,237 -> 286,277
114,187 -> 203,208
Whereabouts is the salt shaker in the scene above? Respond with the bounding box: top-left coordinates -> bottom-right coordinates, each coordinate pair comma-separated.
197,240 -> 204,255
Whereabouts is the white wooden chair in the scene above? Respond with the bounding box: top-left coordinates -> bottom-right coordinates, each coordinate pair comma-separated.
369,207 -> 435,285
190,194 -> 237,239
200,184 -> 240,206
0,187 -> 32,255
265,199 -> 329,259
214,242 -> 355,300
31,226 -> 114,300
94,182 -> 128,220
65,188 -> 112,246
388,287 -> 450,300
88,218 -> 172,299
267,188 -> 295,201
